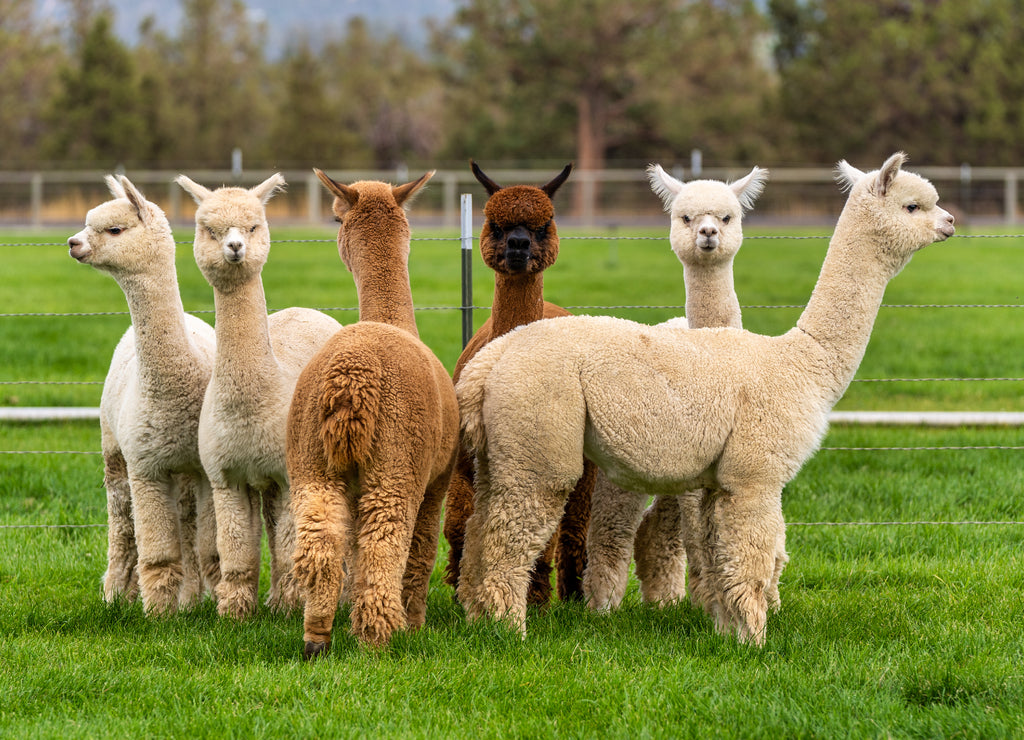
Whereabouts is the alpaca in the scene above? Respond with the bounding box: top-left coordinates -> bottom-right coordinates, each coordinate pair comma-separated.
584,164 -> 769,613
456,153 -> 954,645
175,173 -> 342,620
67,175 -> 219,615
443,160 -> 596,605
288,169 -> 459,656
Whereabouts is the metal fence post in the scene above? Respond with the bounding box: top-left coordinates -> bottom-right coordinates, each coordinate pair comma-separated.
460,193 -> 473,348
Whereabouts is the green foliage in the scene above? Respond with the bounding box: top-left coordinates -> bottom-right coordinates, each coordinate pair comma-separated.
41,12 -> 151,166
773,0 -> 1024,165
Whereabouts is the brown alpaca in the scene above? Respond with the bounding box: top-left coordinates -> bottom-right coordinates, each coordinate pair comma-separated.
443,161 -> 595,605
287,170 -> 459,657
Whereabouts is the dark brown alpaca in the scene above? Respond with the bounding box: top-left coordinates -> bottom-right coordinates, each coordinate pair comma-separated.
443,161 -> 595,604
288,170 -> 459,656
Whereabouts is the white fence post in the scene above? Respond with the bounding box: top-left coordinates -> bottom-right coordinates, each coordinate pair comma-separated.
460,193 -> 473,348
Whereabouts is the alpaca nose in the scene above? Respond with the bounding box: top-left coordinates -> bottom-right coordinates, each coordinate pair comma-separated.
505,227 -> 532,269
68,236 -> 90,261
700,225 -> 718,238
224,241 -> 245,262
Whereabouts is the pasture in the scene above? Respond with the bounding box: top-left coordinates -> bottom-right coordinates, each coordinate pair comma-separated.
1,221 -> 1022,737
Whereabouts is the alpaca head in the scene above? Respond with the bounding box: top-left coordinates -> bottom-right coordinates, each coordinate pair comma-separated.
834,152 -> 955,274
68,175 -> 174,277
314,168 -> 434,275
647,164 -> 768,270
473,161 -> 572,276
176,173 -> 285,293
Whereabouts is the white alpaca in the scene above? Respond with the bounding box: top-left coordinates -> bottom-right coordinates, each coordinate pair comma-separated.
67,175 -> 219,615
457,153 -> 954,645
176,173 -> 342,619
584,164 -> 768,613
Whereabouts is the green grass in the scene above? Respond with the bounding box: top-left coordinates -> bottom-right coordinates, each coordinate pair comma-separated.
1,422 -> 1022,737
1,225 -> 1022,409
1,225 -> 1023,737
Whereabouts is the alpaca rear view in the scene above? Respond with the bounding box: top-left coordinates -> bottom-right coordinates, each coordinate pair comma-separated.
287,170 -> 459,657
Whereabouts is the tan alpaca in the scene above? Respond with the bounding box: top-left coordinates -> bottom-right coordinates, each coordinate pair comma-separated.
443,161 -> 595,605
67,175 -> 219,615
288,170 -> 459,656
457,153 -> 954,645
584,164 -> 769,612
175,173 -> 342,620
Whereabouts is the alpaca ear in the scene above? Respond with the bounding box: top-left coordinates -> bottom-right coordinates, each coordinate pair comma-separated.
834,160 -> 865,193
314,168 -> 358,208
105,174 -> 126,200
730,166 -> 769,212
175,174 -> 213,204
647,164 -> 683,212
471,160 -> 502,196
118,175 -> 149,224
251,172 -> 286,205
874,151 -> 908,197
540,163 -> 573,197
392,170 -> 434,208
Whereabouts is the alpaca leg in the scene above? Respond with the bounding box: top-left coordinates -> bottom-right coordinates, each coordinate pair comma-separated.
102,449 -> 138,602
127,473 -> 184,615
174,474 -> 203,609
292,480 -> 351,659
555,458 -> 595,602
195,476 -> 220,595
348,465 -> 424,648
583,471 -> 647,611
402,470 -> 449,630
442,447 -> 475,591
212,483 -> 263,619
467,454 -> 574,633
635,494 -> 689,607
708,488 -> 784,646
263,483 -> 301,612
767,522 -> 789,613
687,488 -> 721,615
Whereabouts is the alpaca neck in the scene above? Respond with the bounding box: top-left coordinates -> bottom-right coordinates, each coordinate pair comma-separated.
211,278 -> 278,385
684,261 -> 742,330
490,272 -> 546,337
352,253 -> 419,337
795,221 -> 893,400
117,270 -> 199,387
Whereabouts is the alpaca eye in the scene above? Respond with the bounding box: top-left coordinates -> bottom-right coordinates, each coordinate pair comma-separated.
906,204 -> 919,213
206,226 -> 216,238
682,215 -> 691,224
106,227 -> 123,235
250,225 -> 258,233
722,215 -> 732,224
489,222 -> 503,238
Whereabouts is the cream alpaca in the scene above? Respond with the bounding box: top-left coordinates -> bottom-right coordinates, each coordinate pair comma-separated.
584,164 -> 768,612
457,153 -> 954,645
68,175 -> 218,614
176,173 -> 342,619
288,170 -> 459,656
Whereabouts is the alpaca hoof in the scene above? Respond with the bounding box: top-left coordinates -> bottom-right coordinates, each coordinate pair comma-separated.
303,641 -> 330,660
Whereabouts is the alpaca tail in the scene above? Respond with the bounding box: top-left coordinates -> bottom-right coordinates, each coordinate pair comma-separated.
455,333 -> 513,454
317,353 -> 383,471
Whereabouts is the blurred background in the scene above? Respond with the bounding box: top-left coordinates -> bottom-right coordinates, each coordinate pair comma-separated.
3,0 -> 1022,226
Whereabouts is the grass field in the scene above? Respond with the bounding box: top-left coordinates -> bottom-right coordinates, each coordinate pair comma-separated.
1,221 -> 1023,737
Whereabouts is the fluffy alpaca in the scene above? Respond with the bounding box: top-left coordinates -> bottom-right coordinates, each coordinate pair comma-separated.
457,153 -> 954,645
288,170 -> 459,656
175,173 -> 342,619
67,175 -> 219,614
443,160 -> 595,605
584,164 -> 768,612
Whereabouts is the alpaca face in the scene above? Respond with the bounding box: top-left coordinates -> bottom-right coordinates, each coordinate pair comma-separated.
480,186 -> 559,276
68,182 -> 170,276
192,189 -> 272,291
837,153 -> 955,271
648,165 -> 768,271
176,173 -> 284,293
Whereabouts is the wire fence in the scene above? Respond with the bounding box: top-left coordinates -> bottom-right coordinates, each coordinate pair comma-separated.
2,231 -> 1022,532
